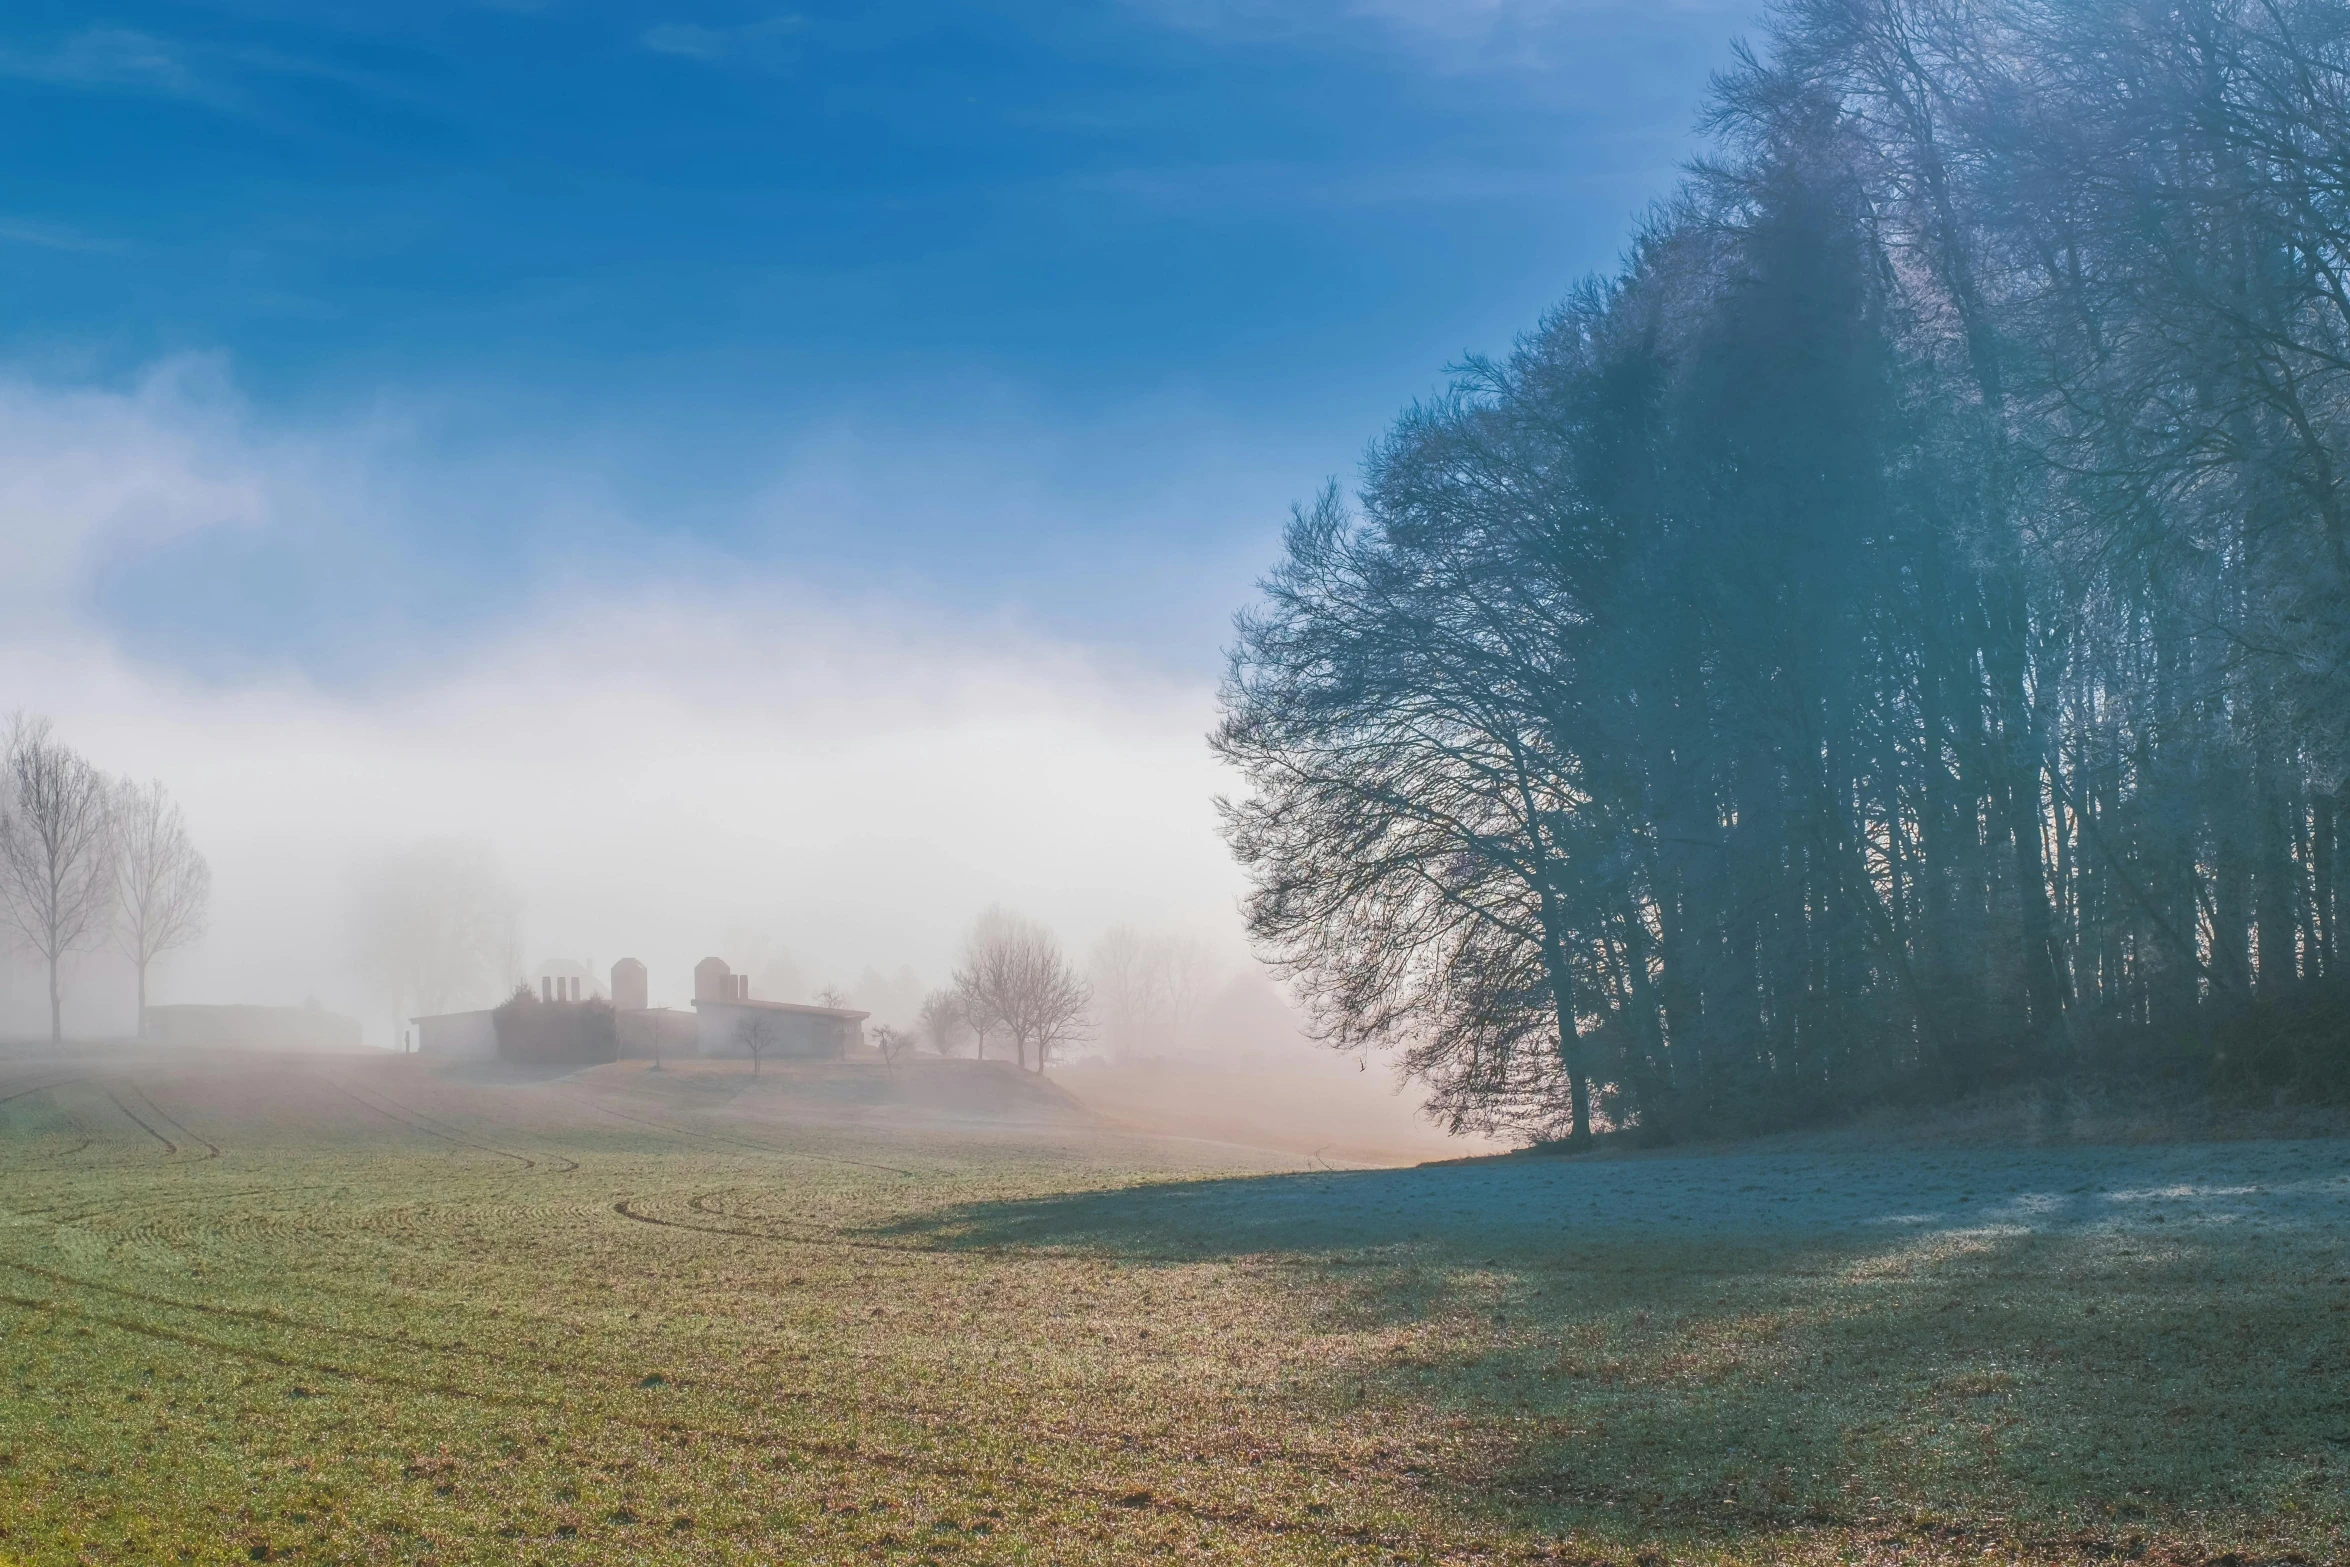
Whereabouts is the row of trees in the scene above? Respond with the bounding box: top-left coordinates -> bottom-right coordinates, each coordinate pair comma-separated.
0,716 -> 211,1041
928,907 -> 1092,1073
1220,0 -> 2350,1140
907,915 -> 1234,1072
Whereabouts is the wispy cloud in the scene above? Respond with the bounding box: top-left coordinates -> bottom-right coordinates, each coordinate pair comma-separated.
0,26 -> 233,105
0,216 -> 120,254
0,24 -> 418,125
1129,0 -> 1744,70
639,15 -> 807,66
1065,158 -> 1637,216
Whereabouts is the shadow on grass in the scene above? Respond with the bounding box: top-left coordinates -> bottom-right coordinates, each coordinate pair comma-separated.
869,1147 -> 2350,1552
869,1135 -> 2350,1260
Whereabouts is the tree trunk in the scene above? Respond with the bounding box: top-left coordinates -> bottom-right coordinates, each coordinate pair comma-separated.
48,954 -> 62,1044
1536,891 -> 1591,1144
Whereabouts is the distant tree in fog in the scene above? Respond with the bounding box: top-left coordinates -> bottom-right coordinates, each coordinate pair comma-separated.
872,1022 -> 915,1076
1089,926 -> 1222,1059
917,987 -> 967,1056
1025,954 -> 1092,1073
849,964 -> 926,1032
952,907 -> 1024,1066
0,718 -> 117,1043
350,840 -> 521,1031
110,777 -> 211,1036
1090,926 -> 1151,1056
952,910 -> 1014,1063
953,906 -> 1090,1073
814,984 -> 850,1009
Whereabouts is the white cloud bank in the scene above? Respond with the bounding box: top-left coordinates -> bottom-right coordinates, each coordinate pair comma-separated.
0,365 -> 1251,1042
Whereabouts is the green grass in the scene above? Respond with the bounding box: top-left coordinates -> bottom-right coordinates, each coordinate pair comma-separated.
0,1052 -> 2342,1564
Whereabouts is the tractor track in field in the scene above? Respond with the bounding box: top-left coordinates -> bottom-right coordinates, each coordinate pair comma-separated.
0,1076 -> 95,1160
354,1083 -> 588,1175
683,1188 -> 953,1257
0,1252 -> 964,1429
566,1092 -> 913,1176
611,1195 -> 922,1254
320,1078 -> 577,1173
610,1189 -> 1212,1266
117,1077 -> 220,1159
0,1253 -> 517,1366
0,1173 -> 1614,1534
0,1073 -> 89,1108
12,1169 -> 477,1225
0,1283 -> 1458,1558
105,1088 -> 180,1155
613,1189 -> 1326,1270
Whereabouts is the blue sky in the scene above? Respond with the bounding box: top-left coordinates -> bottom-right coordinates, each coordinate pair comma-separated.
0,0 -> 1767,1032
1,0 -> 1756,681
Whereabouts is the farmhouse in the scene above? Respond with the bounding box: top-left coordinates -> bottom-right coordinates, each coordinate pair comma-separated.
689,956 -> 868,1060
411,955 -> 864,1063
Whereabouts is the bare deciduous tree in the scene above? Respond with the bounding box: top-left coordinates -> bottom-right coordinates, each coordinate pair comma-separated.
735,1011 -> 784,1075
0,717 -> 117,1043
111,776 -> 211,1036
952,906 -> 1091,1074
1026,958 -> 1092,1074
952,906 -> 1021,1067
872,1022 -> 916,1076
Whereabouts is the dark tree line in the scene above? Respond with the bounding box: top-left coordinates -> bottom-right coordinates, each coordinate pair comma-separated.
1217,0 -> 2350,1141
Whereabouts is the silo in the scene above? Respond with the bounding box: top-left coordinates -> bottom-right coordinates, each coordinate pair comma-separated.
611,958 -> 648,1013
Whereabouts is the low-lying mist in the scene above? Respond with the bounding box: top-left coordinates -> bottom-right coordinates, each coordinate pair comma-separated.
0,359 -> 1493,1157
0,602 -> 1239,1038
0,367 -> 1231,1046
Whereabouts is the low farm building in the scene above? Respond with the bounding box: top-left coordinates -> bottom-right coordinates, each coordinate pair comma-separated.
413,1009 -> 498,1061
689,957 -> 867,1060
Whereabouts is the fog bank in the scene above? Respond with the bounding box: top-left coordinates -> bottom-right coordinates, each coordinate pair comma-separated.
0,365 -> 1248,1043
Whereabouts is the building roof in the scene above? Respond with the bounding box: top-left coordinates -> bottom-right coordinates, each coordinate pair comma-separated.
689,997 -> 870,1022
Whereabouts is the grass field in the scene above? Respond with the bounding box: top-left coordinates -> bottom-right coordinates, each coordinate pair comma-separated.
0,1047 -> 2344,1565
